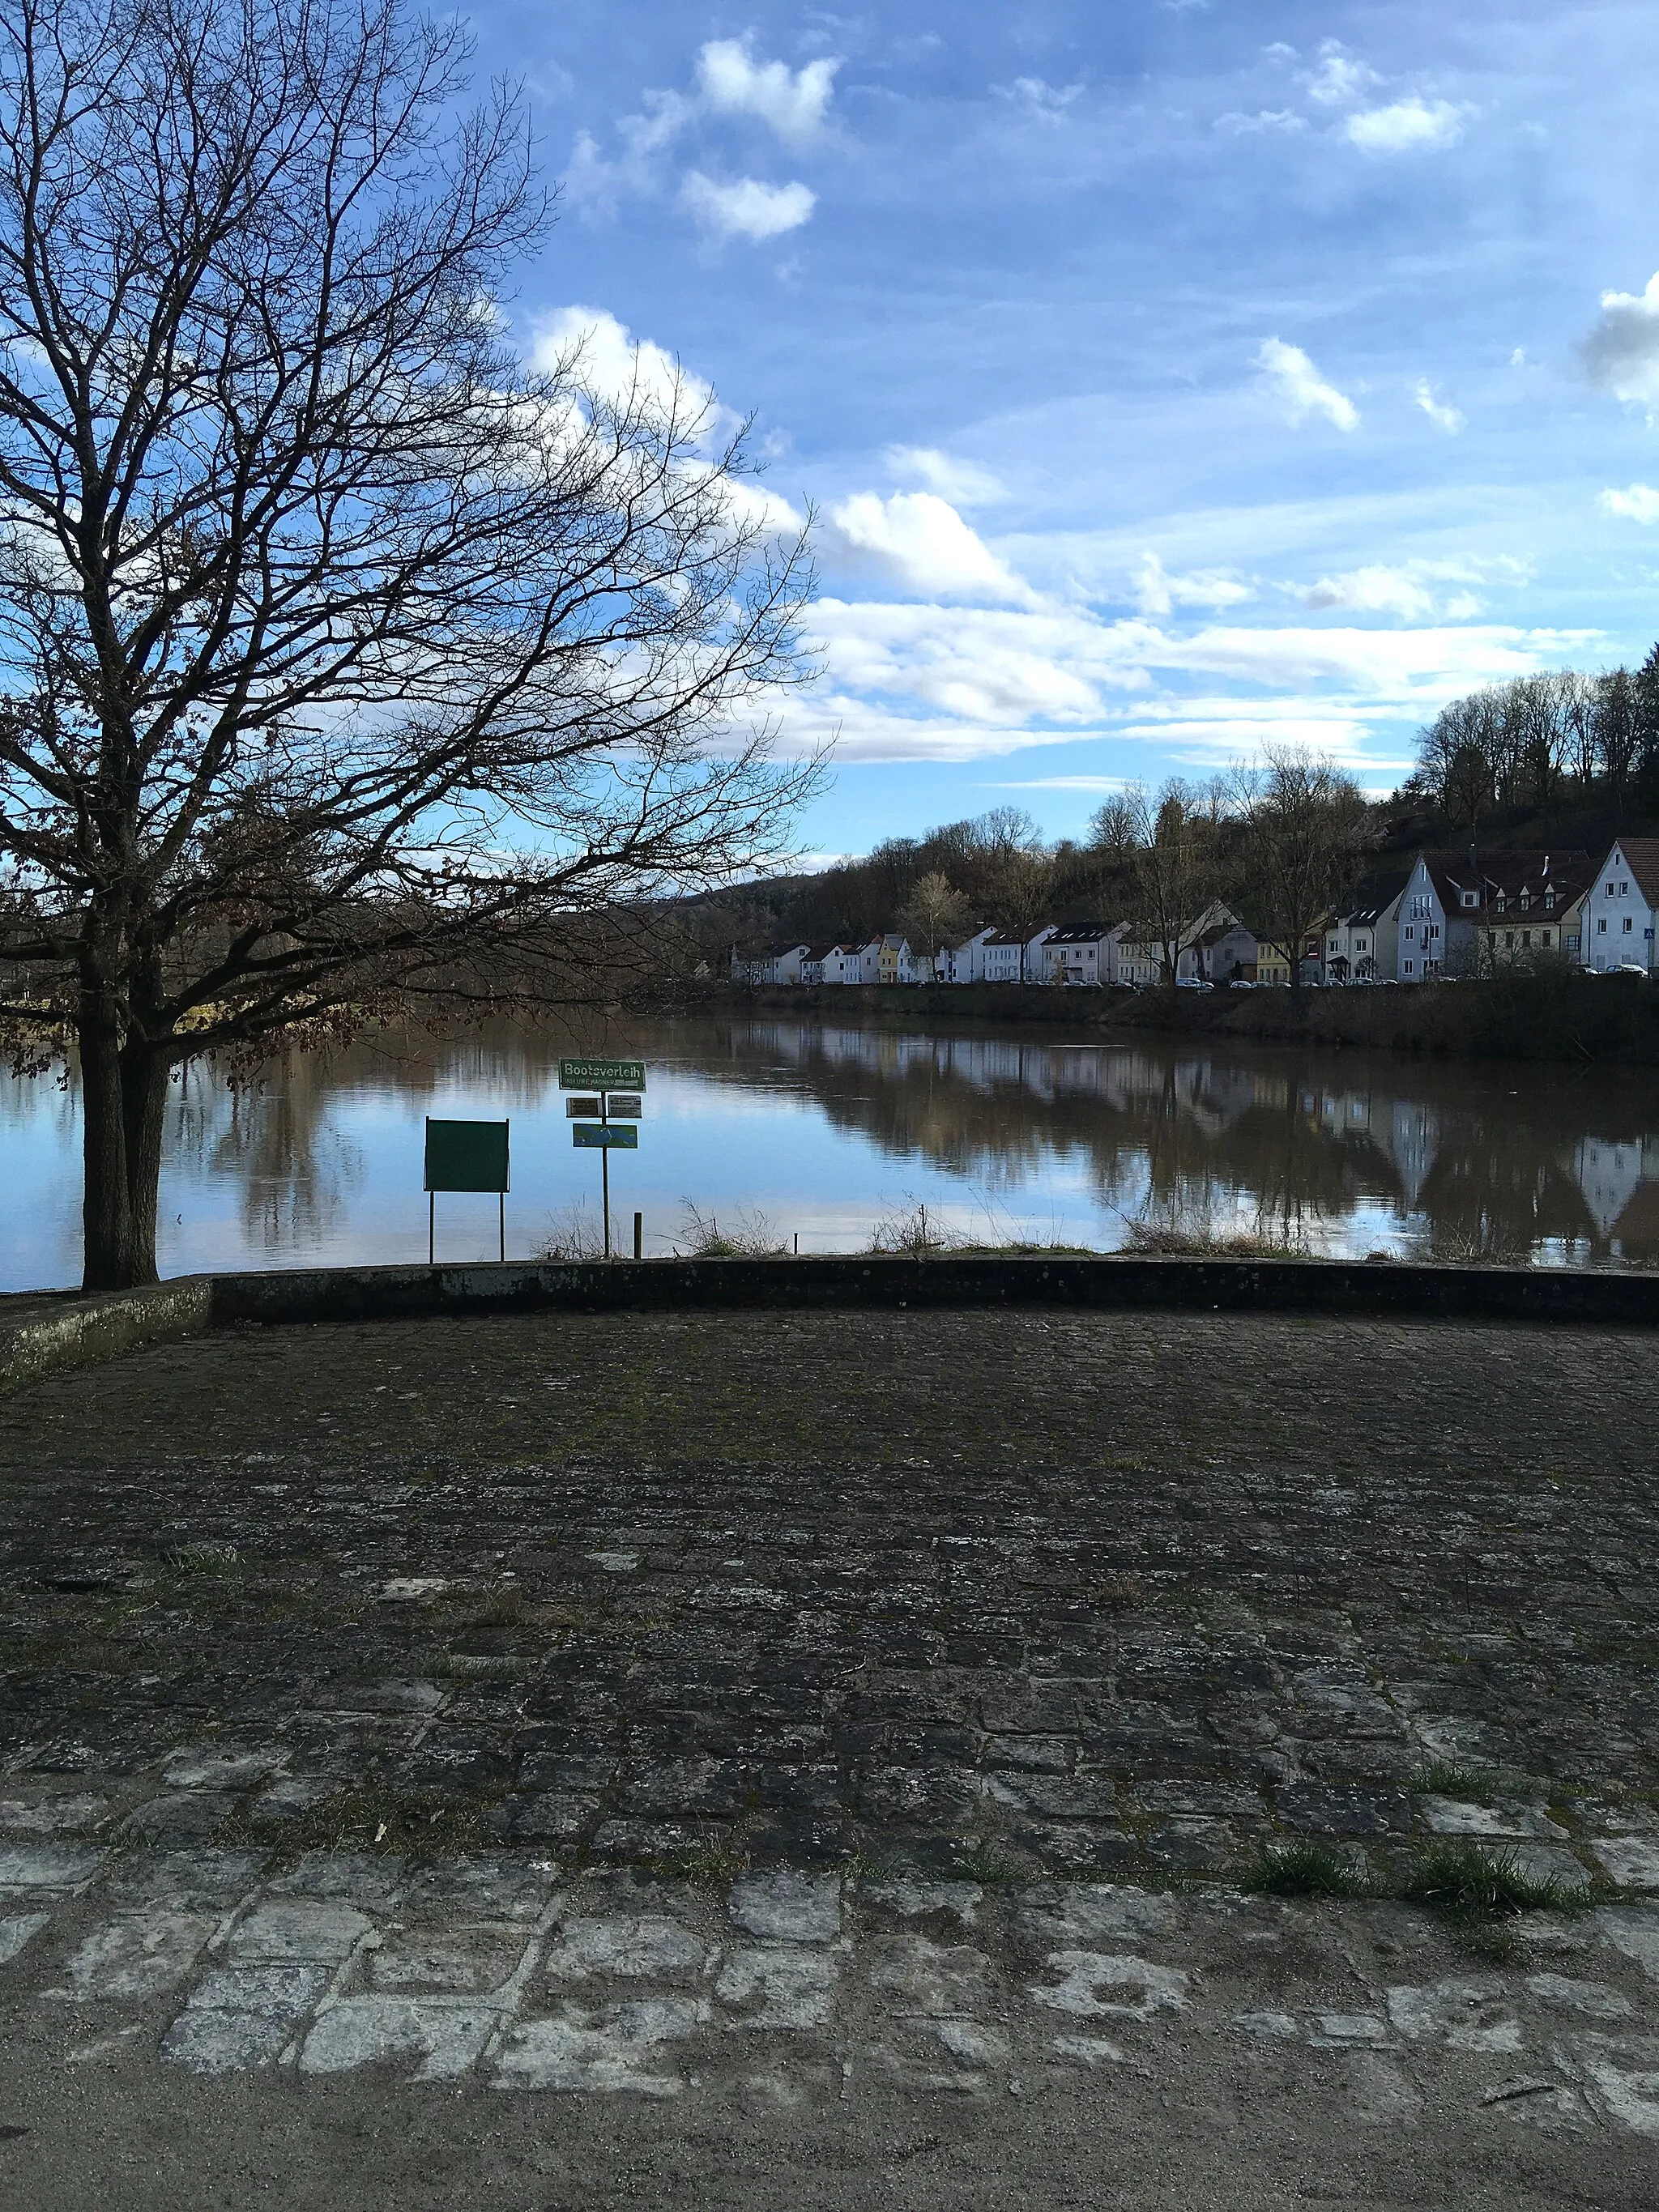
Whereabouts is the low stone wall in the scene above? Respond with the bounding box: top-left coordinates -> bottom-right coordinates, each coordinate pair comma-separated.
0,1278 -> 215,1397
3,1253 -> 1657,1395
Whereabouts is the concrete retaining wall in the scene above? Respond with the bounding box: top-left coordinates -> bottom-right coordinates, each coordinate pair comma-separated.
3,1254 -> 1658,1396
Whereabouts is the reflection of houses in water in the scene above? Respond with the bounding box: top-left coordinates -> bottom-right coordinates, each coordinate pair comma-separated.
1382,1101 -> 1439,1209
1574,1136 -> 1659,1247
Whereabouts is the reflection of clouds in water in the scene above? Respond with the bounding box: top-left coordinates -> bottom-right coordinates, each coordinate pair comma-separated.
3,1017 -> 1659,1281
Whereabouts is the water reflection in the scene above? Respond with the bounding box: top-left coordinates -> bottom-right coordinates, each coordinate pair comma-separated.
4,1016 -> 1658,1288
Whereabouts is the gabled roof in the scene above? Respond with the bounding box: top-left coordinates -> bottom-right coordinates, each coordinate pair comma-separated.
1603,839 -> 1659,907
1047,923 -> 1119,945
1332,867 -> 1411,927
1414,850 -> 1591,915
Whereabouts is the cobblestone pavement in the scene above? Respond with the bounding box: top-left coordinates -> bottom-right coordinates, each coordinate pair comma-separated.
2,1310 -> 1658,2201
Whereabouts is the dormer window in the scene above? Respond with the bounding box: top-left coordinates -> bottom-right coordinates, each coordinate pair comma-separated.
1495,894 -> 1507,914
1461,890 -> 1478,909
1545,891 -> 1555,910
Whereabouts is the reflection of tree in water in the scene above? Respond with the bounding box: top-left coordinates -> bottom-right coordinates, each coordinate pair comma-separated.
689,1018 -> 1657,1261
62,1010 -> 1659,1265
168,1021 -> 588,1254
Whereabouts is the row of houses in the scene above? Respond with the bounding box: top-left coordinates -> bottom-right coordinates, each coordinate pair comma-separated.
734,840 -> 1659,989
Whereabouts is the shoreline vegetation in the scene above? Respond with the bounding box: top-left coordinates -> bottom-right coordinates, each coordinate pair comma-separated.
693,970 -> 1659,1067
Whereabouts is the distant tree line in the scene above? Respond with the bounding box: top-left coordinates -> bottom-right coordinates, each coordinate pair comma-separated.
1406,649 -> 1659,827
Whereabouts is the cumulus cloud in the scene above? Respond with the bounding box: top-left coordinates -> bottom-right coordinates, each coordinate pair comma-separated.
564,39 -> 837,230
825,492 -> 1038,605
1134,553 -> 1252,616
527,307 -> 802,535
531,305 -> 711,420
994,76 -> 1084,124
681,173 -> 816,243
696,39 -> 839,147
1303,43 -> 1382,106
1581,271 -> 1659,406
885,446 -> 1008,505
1414,379 -> 1465,433
1346,96 -> 1466,153
1256,338 -> 1359,432
1598,484 -> 1659,523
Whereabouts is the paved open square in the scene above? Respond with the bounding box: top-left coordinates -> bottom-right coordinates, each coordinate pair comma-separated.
2,1308 -> 1657,2206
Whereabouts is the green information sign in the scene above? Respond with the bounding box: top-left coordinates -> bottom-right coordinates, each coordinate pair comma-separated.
572,1123 -> 638,1149
559,1059 -> 646,1091
424,1118 -> 510,1191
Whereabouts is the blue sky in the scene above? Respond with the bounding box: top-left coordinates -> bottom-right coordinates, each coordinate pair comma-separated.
468,0 -> 1659,858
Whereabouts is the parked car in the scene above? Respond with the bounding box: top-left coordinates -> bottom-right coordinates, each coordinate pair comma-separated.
1175,977 -> 1213,992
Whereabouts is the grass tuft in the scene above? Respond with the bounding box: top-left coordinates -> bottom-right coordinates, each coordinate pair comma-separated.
1414,1760 -> 1501,1805
1247,1839 -> 1375,1899
1397,1839 -> 1587,1924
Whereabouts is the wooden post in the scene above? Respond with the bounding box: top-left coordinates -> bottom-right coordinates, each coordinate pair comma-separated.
429,1191 -> 435,1267
633,1211 -> 642,1260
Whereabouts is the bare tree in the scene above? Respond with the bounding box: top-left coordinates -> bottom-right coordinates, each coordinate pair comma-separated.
1121,781 -> 1216,986
0,0 -> 819,1289
898,870 -> 970,969
1227,749 -> 1367,993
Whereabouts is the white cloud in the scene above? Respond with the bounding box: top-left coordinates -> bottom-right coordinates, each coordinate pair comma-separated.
1256,339 -> 1359,432
1303,565 -> 1437,620
1215,109 -> 1307,136
884,446 -> 1008,505
806,599 -> 1593,752
1581,271 -> 1659,406
1414,379 -> 1465,434
1598,484 -> 1659,523
531,305 -> 710,419
681,173 -> 816,243
1303,43 -> 1382,106
1134,553 -> 1252,616
1346,97 -> 1466,154
994,76 -> 1084,124
696,40 -> 839,147
825,492 -> 1038,605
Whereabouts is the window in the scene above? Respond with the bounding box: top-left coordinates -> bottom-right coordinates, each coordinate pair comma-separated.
1503,931 -> 1513,948
1542,931 -> 1551,946
1626,916 -> 1635,933
1522,931 -> 1531,948
1545,891 -> 1556,910
1608,883 -> 1615,895
1599,918 -> 1608,934
1404,959 -> 1414,974
1461,890 -> 1478,908
1621,880 -> 1630,894
1405,925 -> 1414,941
1357,938 -> 1368,952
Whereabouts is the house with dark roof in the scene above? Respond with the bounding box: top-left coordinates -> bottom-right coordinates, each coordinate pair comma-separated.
1394,850 -> 1590,979
1582,839 -> 1659,973
1321,868 -> 1411,982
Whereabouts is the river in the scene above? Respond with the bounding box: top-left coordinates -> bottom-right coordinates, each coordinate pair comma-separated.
4,1016 -> 1658,1289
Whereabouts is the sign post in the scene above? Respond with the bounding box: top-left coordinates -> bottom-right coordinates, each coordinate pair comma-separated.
560,1061 -> 646,1259
424,1119 -> 510,1264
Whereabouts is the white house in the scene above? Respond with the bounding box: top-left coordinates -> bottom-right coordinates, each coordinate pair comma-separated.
731,942 -> 812,985
1040,923 -> 1124,986
816,944 -> 867,985
981,925 -> 1056,984
1322,872 -> 1409,983
935,924 -> 999,983
1582,840 -> 1659,973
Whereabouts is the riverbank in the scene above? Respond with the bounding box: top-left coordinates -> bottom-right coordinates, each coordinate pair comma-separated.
710,970 -> 1659,1064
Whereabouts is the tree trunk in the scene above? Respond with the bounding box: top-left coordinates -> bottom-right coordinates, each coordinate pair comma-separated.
79,1012 -> 170,1292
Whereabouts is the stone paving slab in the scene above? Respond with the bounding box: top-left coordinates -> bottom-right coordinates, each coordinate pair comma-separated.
1,1309 -> 1657,2201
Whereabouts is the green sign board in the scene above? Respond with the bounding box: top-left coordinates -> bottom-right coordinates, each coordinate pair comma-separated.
424,1118 -> 510,1192
559,1059 -> 646,1091
572,1122 -> 638,1149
